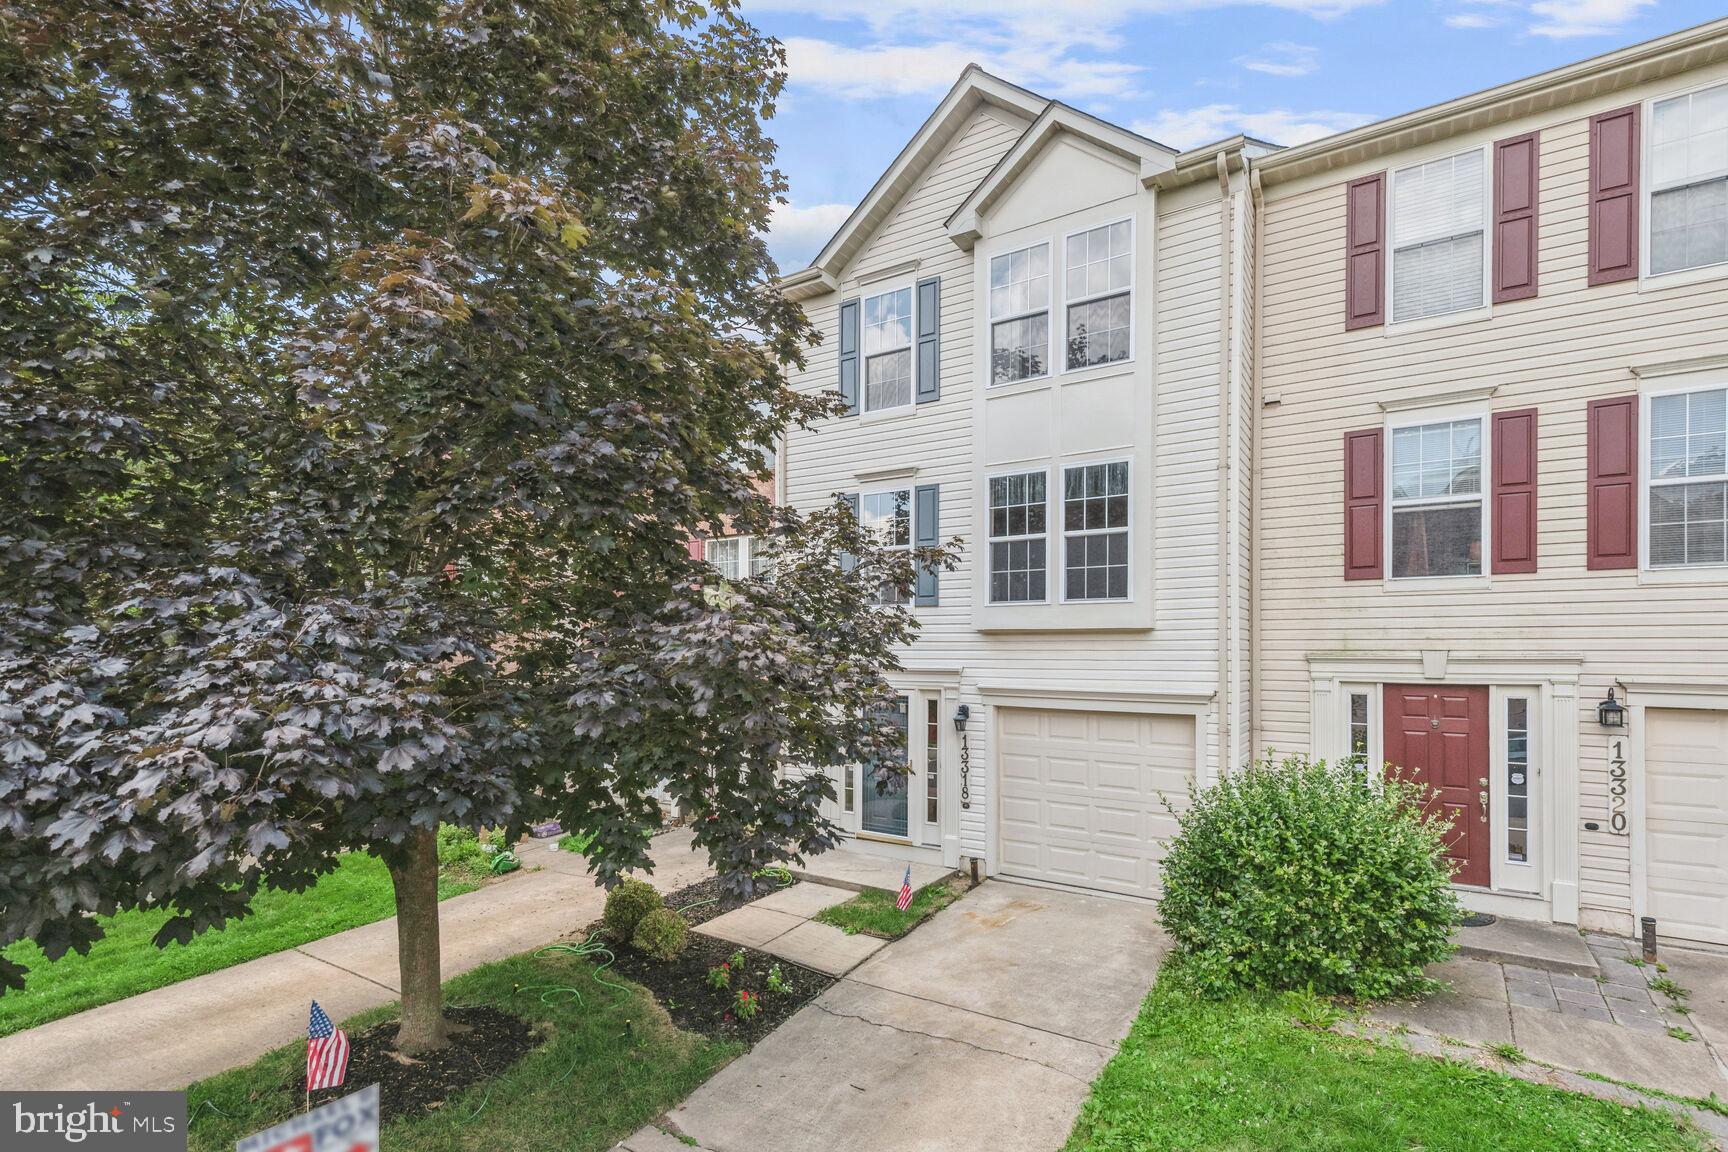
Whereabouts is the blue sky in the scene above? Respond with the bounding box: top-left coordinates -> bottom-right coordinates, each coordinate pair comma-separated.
747,0 -> 1725,270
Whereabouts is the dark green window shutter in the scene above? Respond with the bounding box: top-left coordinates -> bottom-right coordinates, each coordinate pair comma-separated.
839,492 -> 860,572
915,276 -> 940,404
838,298 -> 860,416
914,484 -> 940,605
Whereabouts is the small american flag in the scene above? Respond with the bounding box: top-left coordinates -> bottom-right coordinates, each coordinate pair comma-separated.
895,865 -> 913,912
306,1000 -> 350,1092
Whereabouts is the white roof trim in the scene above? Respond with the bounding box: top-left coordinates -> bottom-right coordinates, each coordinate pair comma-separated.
1256,15 -> 1728,186
777,67 -> 1047,302
945,105 -> 1178,250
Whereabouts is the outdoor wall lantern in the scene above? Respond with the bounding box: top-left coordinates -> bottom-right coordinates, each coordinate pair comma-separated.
1597,686 -> 1626,729
953,704 -> 971,811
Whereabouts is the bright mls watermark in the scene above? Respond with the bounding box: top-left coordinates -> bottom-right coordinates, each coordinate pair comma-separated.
3,1092 -> 186,1151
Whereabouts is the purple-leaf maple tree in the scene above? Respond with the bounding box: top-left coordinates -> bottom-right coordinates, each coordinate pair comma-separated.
0,0 -> 948,1052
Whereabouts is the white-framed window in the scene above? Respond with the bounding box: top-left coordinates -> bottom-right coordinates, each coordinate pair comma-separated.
1649,82 -> 1728,277
1388,417 -> 1484,578
1061,461 -> 1130,601
1388,147 -> 1487,324
704,535 -> 772,579
1064,220 -> 1132,370
1648,385 -> 1728,568
704,536 -> 744,580
1347,691 -> 1371,774
989,242 -> 1049,385
861,286 -> 914,412
987,469 -> 1049,604
860,488 -> 912,604
1505,696 -> 1531,864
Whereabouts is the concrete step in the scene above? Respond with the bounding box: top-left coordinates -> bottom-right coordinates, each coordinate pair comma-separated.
1453,916 -> 1599,977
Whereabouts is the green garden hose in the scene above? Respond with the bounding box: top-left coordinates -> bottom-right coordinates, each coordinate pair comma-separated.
532,932 -> 630,999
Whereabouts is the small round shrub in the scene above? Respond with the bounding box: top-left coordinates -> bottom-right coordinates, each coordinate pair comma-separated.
1158,753 -> 1459,1000
631,907 -> 689,961
602,878 -> 663,941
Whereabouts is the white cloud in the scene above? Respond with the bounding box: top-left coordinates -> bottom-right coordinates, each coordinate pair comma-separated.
1441,0 -> 1652,38
754,0 -> 1384,102
1526,0 -> 1653,38
782,39 -> 978,100
1234,42 -> 1320,77
1132,104 -> 1373,149
783,36 -> 1144,102
766,201 -> 855,269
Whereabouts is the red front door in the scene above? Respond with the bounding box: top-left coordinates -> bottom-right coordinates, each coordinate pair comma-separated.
1384,685 -> 1490,888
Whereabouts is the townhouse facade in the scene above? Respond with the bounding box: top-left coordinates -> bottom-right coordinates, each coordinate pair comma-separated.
776,74 -> 1257,901
767,17 -> 1728,947
1255,19 -> 1728,942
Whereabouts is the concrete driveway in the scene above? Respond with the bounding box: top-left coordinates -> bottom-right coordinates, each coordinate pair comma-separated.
619,880 -> 1166,1152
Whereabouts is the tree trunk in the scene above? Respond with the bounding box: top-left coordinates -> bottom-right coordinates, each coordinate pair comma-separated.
388,827 -> 448,1054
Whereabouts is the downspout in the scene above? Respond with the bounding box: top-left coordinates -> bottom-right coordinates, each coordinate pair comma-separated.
1249,164 -> 1265,761
1214,152 -> 1233,778
775,432 -> 787,507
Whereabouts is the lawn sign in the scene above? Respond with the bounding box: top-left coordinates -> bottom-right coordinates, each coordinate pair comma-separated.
234,1083 -> 378,1152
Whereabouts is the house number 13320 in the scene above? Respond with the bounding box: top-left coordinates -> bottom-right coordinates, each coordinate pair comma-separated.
1608,738 -> 1629,835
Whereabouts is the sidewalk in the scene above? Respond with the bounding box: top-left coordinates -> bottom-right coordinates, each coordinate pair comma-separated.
0,829 -> 713,1091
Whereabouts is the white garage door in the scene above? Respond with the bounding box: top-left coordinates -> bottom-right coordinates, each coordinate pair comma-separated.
997,707 -> 1195,899
1646,708 -> 1728,946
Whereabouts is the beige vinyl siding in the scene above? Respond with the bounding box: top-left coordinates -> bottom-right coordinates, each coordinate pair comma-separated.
1255,67 -> 1728,929
783,111 -> 1237,863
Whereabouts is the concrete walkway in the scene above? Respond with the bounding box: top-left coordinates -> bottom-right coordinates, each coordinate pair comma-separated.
697,881 -> 887,975
1372,938 -> 1728,1103
0,830 -> 713,1091
618,880 -> 1167,1152
790,848 -> 953,894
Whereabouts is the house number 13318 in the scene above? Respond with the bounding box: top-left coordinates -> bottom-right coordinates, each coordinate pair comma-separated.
1608,738 -> 1629,835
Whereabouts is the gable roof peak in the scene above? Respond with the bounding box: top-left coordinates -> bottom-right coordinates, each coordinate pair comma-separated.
778,67 -> 1047,301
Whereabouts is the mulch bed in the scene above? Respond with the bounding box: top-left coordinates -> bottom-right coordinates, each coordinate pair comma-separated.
560,871 -> 831,1044
604,932 -> 832,1044
301,1005 -> 539,1123
660,872 -> 798,929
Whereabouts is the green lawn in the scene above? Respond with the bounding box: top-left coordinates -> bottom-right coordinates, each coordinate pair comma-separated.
185,949 -> 740,1152
1065,972 -> 1708,1152
0,852 -> 481,1037
813,877 -> 963,939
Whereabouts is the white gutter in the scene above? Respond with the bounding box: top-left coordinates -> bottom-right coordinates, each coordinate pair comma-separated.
1214,152 -> 1233,777
1248,164 -> 1265,762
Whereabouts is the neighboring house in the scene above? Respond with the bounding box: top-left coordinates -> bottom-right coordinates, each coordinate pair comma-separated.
779,16 -> 1728,948
687,472 -> 779,577
1255,17 -> 1728,943
777,70 -> 1259,896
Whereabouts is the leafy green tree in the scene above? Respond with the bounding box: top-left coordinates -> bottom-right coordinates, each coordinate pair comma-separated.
0,0 -> 941,1052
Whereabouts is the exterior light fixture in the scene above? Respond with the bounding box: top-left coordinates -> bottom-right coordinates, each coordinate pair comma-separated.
1597,686 -> 1626,729
952,703 -> 970,733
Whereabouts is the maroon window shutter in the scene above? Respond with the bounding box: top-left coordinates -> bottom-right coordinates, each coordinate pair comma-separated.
1587,396 -> 1639,570
1344,428 -> 1383,580
1491,408 -> 1539,574
1589,106 -> 1640,286
1344,173 -> 1385,330
1493,133 -> 1540,303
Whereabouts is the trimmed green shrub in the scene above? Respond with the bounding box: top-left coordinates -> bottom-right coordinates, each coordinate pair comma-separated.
631,907 -> 689,961
1158,753 -> 1459,1000
601,878 -> 663,941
